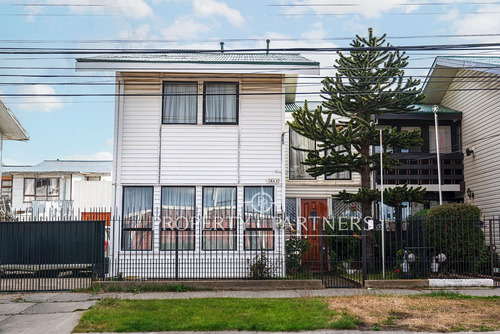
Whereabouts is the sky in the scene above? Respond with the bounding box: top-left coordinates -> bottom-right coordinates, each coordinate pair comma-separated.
0,0 -> 499,165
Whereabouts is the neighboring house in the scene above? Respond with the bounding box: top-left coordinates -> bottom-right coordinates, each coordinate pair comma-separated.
423,56 -> 500,218
2,160 -> 112,219
284,101 -> 362,226
0,100 -> 29,217
286,101 -> 464,221
375,104 -> 464,219
76,52 -> 320,278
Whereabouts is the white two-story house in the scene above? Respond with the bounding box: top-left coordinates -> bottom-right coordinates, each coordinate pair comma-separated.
76,52 -> 319,278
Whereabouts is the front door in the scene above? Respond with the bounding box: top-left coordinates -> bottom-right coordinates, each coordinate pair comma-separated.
301,199 -> 327,271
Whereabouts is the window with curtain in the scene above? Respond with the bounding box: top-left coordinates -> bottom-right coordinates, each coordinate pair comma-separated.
325,147 -> 351,180
326,171 -> 351,180
122,187 -> 153,251
289,130 -> 315,180
203,82 -> 238,124
244,186 -> 274,250
429,126 -> 452,153
161,187 -> 195,251
162,82 -> 198,124
202,187 -> 237,250
23,178 -> 59,202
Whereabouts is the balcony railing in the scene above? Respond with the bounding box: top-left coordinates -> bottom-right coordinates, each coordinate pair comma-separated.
376,152 -> 464,186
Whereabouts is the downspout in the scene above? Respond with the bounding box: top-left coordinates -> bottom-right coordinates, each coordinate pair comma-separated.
281,74 -> 286,215
113,73 -> 124,214
111,73 -> 124,273
281,74 -> 286,277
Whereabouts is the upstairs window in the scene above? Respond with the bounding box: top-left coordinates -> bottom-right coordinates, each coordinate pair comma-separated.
429,126 -> 452,154
24,178 -> 59,202
289,130 -> 315,180
203,82 -> 238,124
325,147 -> 351,180
162,82 -> 198,124
326,171 -> 351,180
400,126 -> 422,153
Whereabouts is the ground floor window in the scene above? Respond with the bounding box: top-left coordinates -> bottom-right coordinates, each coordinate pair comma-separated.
122,187 -> 153,251
1,176 -> 13,202
244,186 -> 274,250
161,186 -> 195,251
202,186 -> 237,250
285,197 -> 298,236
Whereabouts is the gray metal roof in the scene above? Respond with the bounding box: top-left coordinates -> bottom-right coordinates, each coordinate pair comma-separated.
3,160 -> 112,174
423,56 -> 500,104
437,56 -> 500,67
0,100 -> 29,141
77,53 -> 319,66
286,102 -> 460,114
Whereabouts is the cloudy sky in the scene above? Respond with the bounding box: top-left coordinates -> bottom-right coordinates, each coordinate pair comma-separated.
1,0 -> 499,165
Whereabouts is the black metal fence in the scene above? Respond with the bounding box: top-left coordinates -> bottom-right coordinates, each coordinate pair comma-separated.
1,210 -> 499,291
366,216 -> 499,282
0,220 -> 105,292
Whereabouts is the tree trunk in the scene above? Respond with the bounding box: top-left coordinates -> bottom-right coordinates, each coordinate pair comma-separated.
360,164 -> 375,275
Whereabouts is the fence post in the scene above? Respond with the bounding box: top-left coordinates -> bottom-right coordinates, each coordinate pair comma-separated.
361,220 -> 367,284
175,229 -> 179,281
489,219 -> 495,279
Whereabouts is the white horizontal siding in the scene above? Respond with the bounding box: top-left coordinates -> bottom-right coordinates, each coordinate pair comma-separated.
441,69 -> 500,217
72,181 -> 112,211
160,126 -> 238,184
240,77 -> 282,184
120,84 -> 161,184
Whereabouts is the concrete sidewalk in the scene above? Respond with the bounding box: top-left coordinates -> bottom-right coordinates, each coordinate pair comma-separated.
1,288 -> 500,333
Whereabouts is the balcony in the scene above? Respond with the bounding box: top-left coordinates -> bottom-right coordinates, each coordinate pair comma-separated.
376,152 -> 464,187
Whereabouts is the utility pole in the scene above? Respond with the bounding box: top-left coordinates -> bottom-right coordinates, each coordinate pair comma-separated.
432,105 -> 443,205
379,129 -> 386,279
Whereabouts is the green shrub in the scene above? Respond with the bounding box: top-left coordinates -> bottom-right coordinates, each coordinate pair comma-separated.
285,236 -> 310,275
247,254 -> 274,279
421,203 -> 484,274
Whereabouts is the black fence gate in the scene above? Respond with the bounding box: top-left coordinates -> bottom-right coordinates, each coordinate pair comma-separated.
0,220 -> 105,292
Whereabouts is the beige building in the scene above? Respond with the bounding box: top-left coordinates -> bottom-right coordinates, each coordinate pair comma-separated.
424,56 -> 500,217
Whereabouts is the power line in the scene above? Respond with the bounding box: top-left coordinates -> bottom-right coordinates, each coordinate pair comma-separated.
0,33 -> 499,44
0,42 -> 500,54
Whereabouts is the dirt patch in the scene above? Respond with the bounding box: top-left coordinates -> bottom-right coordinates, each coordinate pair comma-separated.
328,295 -> 500,332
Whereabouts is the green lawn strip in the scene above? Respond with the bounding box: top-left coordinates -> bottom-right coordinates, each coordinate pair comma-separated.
419,291 -> 500,300
74,297 -> 361,333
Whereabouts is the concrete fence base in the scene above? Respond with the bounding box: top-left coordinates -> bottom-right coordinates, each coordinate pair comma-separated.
94,279 -> 324,291
365,278 -> 494,289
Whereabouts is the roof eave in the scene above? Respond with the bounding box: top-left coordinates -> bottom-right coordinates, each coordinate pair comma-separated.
75,60 -> 320,75
0,100 -> 29,141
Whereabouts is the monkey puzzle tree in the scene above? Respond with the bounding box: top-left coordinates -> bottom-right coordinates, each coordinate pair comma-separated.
288,29 -> 425,266
288,28 -> 425,219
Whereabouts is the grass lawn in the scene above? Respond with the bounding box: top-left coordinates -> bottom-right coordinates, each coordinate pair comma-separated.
74,297 -> 359,333
74,292 -> 500,333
